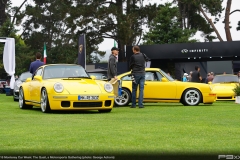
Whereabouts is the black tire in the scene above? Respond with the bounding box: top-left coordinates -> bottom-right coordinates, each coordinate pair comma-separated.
19,87 -> 33,109
13,97 -> 18,102
40,88 -> 51,113
114,88 -> 131,106
182,89 -> 202,106
98,109 -> 112,113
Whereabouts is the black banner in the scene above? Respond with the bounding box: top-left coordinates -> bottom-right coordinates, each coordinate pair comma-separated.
126,41 -> 240,60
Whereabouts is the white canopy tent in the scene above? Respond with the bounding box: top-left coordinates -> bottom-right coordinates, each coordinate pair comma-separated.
0,38 -> 15,89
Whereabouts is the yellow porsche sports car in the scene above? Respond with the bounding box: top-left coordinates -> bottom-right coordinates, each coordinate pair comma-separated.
115,68 -> 216,106
19,64 -> 115,113
209,74 -> 239,100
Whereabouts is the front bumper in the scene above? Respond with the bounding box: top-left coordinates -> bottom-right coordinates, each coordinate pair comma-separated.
47,93 -> 115,110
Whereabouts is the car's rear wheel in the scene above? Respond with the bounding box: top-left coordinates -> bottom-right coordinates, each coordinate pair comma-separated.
114,88 -> 131,106
182,89 -> 201,106
41,88 -> 51,113
98,109 -> 112,113
19,87 -> 33,109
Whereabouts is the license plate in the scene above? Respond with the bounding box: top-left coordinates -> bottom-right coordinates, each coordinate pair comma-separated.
78,95 -> 99,100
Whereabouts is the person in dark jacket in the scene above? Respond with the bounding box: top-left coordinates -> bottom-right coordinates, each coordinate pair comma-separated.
29,52 -> 44,74
129,45 -> 146,108
107,47 -> 119,80
191,66 -> 202,83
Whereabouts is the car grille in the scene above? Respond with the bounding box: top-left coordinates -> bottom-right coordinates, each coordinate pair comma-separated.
217,96 -> 233,99
73,102 -> 103,107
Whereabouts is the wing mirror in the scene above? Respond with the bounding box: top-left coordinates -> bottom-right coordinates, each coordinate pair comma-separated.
25,78 -> 32,82
90,75 -> 96,80
34,75 -> 42,81
161,77 -> 168,82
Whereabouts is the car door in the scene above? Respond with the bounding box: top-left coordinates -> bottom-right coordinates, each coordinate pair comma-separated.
143,71 -> 177,100
31,68 -> 43,103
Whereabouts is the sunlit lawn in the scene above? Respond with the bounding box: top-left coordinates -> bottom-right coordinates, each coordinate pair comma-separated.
0,94 -> 240,159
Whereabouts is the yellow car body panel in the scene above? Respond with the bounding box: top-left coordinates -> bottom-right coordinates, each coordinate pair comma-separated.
209,74 -> 238,101
116,68 -> 216,106
20,64 -> 114,112
210,83 -> 236,100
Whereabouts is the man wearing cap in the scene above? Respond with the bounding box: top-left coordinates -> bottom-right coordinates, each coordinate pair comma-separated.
107,47 -> 119,80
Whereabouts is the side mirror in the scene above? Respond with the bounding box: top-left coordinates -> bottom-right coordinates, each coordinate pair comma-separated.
161,77 -> 168,82
34,75 -> 42,81
90,75 -> 96,80
25,78 -> 32,82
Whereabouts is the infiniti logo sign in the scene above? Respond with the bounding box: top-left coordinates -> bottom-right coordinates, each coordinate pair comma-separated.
181,48 -> 209,53
181,49 -> 188,53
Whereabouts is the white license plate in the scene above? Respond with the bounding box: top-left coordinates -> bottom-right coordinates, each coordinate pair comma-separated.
78,95 -> 99,100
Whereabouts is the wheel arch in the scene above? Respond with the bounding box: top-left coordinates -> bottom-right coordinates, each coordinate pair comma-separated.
180,87 -> 203,103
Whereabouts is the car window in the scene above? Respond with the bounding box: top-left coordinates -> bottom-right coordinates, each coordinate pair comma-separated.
159,69 -> 174,81
156,72 -> 164,81
145,72 -> 158,81
88,73 -> 107,80
212,75 -> 238,83
121,74 -> 132,81
43,65 -> 89,79
20,72 -> 32,81
35,68 -> 43,76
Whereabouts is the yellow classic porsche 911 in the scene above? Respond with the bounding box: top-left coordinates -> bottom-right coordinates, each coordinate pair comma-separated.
19,64 -> 115,113
115,68 -> 216,106
208,74 -> 239,100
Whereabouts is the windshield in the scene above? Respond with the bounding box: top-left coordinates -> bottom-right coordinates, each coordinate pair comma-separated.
20,72 -> 32,81
43,65 -> 89,79
160,69 -> 175,81
212,75 -> 239,83
88,73 -> 107,80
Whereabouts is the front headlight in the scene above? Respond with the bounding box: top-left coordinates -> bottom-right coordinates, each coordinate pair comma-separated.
16,81 -> 22,88
104,83 -> 113,93
54,82 -> 64,93
14,81 -> 22,90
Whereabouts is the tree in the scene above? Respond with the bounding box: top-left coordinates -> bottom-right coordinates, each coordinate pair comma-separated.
142,3 -> 197,45
0,0 -> 8,26
72,0 -> 158,62
173,0 -> 224,42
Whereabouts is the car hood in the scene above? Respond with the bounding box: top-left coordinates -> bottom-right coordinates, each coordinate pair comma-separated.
211,83 -> 236,91
46,79 -> 103,94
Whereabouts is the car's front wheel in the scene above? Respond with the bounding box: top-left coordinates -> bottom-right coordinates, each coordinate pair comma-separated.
41,88 -> 51,113
19,87 -> 33,109
114,88 -> 131,106
182,89 -> 202,106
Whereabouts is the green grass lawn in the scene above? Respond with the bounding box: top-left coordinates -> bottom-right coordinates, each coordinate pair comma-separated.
0,94 -> 240,158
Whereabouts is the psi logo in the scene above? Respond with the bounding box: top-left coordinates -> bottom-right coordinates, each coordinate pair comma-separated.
218,155 -> 240,159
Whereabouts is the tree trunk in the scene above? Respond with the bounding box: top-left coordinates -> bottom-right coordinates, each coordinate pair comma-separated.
11,0 -> 28,24
225,0 -> 232,41
116,0 -> 124,62
199,6 -> 223,42
0,0 -> 7,26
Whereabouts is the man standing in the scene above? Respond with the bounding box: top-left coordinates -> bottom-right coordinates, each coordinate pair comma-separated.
129,45 -> 146,108
191,66 -> 202,83
29,52 -> 44,74
107,47 -> 119,80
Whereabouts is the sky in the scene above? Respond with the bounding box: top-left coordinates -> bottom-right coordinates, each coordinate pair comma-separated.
12,0 -> 240,60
